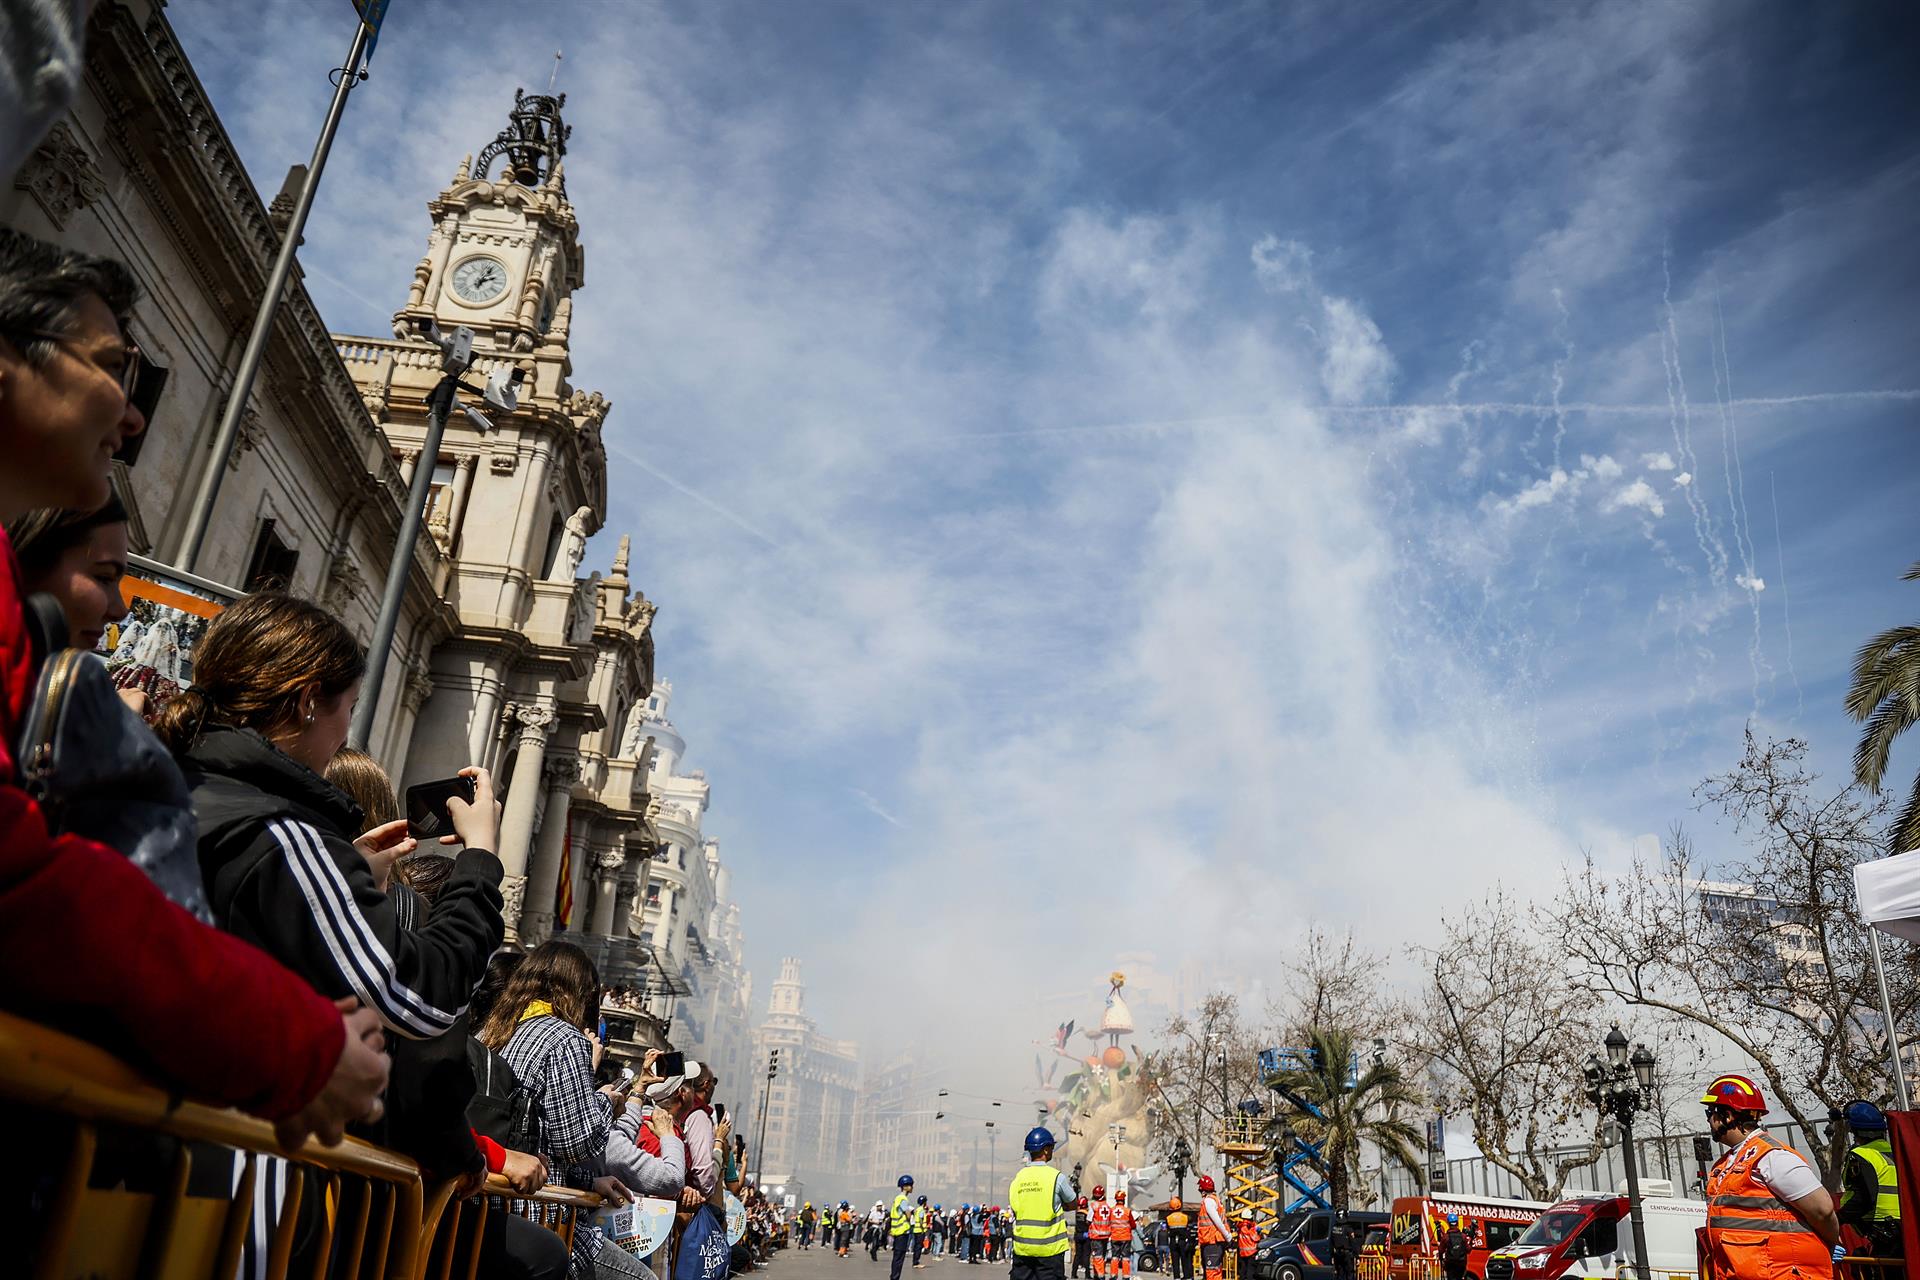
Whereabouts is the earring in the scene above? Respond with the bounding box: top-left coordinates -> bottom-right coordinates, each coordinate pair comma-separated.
306,712 -> 315,724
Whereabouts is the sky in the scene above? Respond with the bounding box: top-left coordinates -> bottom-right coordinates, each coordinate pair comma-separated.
176,0 -> 1920,1099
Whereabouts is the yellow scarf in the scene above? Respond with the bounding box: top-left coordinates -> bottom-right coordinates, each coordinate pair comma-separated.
519,999 -> 555,1023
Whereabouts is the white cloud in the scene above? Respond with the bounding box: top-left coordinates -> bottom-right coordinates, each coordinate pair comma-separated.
1319,296 -> 1396,404
1250,235 -> 1315,296
1603,478 -> 1666,518
1674,471 -> 1694,487
1735,573 -> 1766,593
1487,454 -> 1624,517
1642,451 -> 1677,471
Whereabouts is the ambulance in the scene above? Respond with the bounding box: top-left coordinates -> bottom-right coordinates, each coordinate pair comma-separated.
1386,1193 -> 1549,1280
1482,1184 -> 1707,1280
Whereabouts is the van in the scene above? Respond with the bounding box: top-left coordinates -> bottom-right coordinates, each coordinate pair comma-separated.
1483,1187 -> 1707,1280
1387,1194 -> 1549,1280
1246,1209 -> 1391,1280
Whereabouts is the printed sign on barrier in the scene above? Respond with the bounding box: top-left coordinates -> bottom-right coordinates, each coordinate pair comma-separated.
726,1191 -> 748,1245
602,1197 -> 679,1258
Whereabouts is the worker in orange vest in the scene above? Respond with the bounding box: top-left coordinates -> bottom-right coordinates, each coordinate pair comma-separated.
1109,1190 -> 1137,1278
1235,1211 -> 1259,1266
1196,1176 -> 1229,1280
1701,1074 -> 1844,1279
1089,1185 -> 1112,1279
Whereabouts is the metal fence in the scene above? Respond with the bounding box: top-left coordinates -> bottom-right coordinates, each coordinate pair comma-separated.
1370,1120 -> 1820,1206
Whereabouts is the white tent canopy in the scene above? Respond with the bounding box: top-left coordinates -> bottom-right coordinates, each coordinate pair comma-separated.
1855,848 -> 1920,943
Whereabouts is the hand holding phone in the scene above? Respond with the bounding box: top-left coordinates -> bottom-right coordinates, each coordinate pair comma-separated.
404,775 -> 476,840
655,1050 -> 685,1078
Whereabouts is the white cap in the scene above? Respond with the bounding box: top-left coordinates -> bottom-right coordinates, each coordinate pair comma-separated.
647,1073 -> 686,1101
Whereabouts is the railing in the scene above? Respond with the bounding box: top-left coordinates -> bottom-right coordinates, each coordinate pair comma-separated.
0,1008 -> 647,1280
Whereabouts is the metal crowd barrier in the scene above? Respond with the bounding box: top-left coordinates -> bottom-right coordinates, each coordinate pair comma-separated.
0,1008 -> 633,1280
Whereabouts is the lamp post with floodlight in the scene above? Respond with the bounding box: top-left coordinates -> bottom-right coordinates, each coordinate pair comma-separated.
1583,1026 -> 1656,1280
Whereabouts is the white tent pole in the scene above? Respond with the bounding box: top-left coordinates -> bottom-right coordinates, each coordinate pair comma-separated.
1868,926 -> 1912,1111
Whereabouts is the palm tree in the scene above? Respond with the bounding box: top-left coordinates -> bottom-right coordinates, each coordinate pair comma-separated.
1267,1027 -> 1425,1212
1845,561 -> 1920,854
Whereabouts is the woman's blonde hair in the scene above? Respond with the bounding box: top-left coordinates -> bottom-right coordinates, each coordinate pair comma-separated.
324,747 -> 398,830
476,940 -> 601,1050
152,592 -> 364,753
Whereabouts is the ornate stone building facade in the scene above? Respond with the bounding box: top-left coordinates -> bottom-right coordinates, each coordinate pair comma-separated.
7,1 -> 663,955
752,958 -> 863,1190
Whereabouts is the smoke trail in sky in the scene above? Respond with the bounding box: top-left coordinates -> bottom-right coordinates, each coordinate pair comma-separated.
1549,287 -> 1573,472
1662,248 -> 1727,592
1769,471 -> 1804,721
1710,283 -> 1772,714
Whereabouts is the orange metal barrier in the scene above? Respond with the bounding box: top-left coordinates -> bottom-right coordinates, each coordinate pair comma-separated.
1835,1258 -> 1904,1280
1357,1251 -> 1390,1280
0,1009 -> 631,1280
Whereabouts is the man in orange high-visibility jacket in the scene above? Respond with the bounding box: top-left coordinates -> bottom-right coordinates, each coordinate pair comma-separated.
1089,1185 -> 1112,1279
1109,1190 -> 1137,1278
1196,1177 -> 1229,1280
1700,1073 -> 1844,1279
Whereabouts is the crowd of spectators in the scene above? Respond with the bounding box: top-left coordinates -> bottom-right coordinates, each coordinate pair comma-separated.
0,219 -> 761,1279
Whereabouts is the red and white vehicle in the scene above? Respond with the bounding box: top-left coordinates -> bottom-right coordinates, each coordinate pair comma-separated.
1387,1194 -> 1548,1280
1483,1189 -> 1707,1280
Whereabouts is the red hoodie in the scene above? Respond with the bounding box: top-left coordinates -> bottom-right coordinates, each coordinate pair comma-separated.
0,532 -> 342,1118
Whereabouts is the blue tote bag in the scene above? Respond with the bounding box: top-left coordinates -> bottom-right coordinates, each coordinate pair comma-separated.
674,1203 -> 731,1280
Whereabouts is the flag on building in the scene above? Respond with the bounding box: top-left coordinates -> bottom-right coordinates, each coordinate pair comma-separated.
555,823 -> 574,929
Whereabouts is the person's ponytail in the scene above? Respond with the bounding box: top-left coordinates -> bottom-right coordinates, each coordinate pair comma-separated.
151,685 -> 215,755
147,592 -> 364,757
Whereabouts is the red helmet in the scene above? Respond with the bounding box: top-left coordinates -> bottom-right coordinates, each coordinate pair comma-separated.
1701,1074 -> 1768,1114
1078,1197 -> 1089,1210
1115,1191 -> 1127,1204
1092,1186 -> 1106,1200
1197,1175 -> 1216,1194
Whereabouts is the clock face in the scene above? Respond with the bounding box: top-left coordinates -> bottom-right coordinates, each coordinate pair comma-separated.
450,255 -> 509,305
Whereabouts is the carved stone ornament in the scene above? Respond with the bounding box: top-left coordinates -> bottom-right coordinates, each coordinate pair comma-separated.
499,874 -> 528,938
623,592 -> 657,635
490,451 -> 518,475
566,573 -> 599,645
597,845 -> 627,872
514,702 -> 557,742
402,661 -> 435,713
14,123 -> 107,229
226,407 -> 265,470
323,555 -> 368,616
543,755 -> 582,790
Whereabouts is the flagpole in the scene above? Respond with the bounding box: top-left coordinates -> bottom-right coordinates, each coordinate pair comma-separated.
174,18 -> 371,573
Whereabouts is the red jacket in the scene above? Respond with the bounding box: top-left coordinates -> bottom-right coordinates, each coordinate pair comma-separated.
0,533 -> 342,1118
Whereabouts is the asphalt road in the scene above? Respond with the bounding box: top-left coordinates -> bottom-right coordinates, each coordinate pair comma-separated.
772,1236 -> 1007,1280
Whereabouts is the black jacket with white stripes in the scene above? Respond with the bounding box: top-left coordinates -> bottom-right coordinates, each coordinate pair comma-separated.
181,724 -> 504,1041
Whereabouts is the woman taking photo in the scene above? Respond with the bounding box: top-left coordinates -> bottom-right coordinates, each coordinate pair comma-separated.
478,939 -> 647,1279
152,591 -> 504,1041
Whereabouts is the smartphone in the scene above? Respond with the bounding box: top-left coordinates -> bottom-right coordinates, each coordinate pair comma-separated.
405,775 -> 476,839
598,1016 -> 609,1044
713,1102 -> 728,1124
656,1050 -> 685,1078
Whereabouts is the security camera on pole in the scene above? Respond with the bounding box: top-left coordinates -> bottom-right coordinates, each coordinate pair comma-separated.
349,323 -> 524,748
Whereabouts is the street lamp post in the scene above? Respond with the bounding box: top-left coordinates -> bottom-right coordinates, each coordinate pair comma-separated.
1583,1027 -> 1655,1280
1171,1135 -> 1193,1201
754,1047 -> 781,1188
986,1122 -> 998,1203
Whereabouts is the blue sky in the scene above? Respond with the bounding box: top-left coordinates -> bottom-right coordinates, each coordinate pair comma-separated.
178,0 -> 1919,1086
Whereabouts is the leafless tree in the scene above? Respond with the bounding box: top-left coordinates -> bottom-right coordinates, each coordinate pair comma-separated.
1146,992 -> 1273,1174
1556,731 -> 1916,1183
1276,926 -> 1386,1043
1407,887 -> 1609,1200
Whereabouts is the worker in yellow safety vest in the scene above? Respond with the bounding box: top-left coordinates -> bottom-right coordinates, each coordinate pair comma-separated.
1009,1125 -> 1077,1280
1838,1100 -> 1903,1260
892,1175 -> 920,1280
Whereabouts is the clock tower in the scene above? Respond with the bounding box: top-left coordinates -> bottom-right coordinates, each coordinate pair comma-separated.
391,88 -> 584,355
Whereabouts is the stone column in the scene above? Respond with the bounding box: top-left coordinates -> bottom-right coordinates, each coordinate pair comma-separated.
649,883 -> 675,952
494,701 -> 555,941
588,839 -> 624,936
520,754 -> 580,944
445,453 -> 477,545
398,448 -> 421,485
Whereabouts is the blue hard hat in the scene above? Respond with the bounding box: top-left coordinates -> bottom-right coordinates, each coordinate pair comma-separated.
1845,1100 -> 1888,1132
1446,1214 -> 1459,1226
1025,1126 -> 1058,1154
900,1175 -> 915,1188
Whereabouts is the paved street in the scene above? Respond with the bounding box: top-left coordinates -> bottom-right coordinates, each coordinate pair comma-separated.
770,1241 -> 1003,1280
